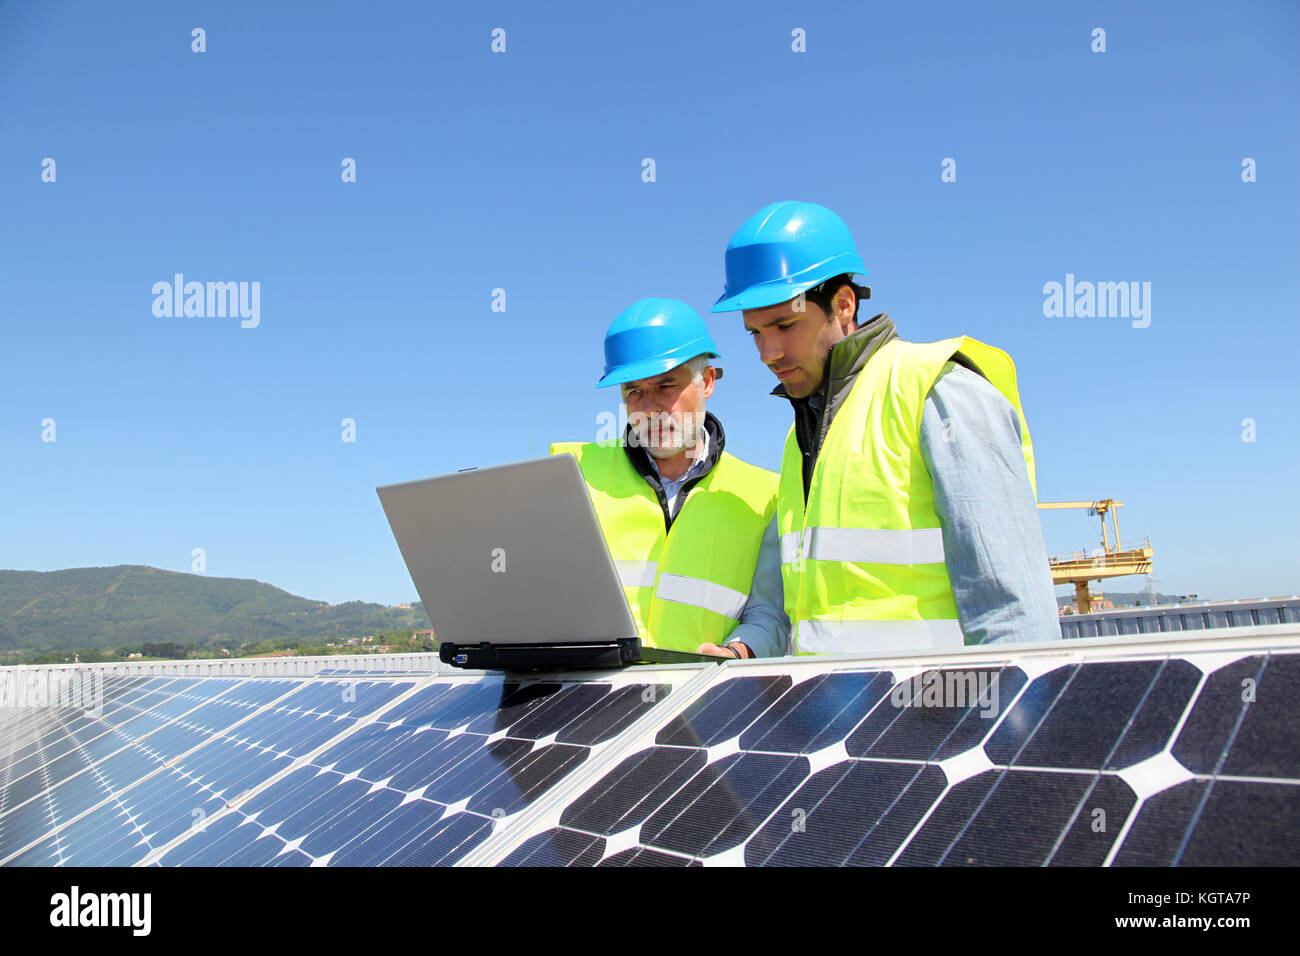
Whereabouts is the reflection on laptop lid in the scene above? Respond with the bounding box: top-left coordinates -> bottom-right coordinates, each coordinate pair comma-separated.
377,454 -> 718,671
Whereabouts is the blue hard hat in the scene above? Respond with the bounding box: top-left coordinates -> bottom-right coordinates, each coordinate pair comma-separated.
711,201 -> 868,312
597,298 -> 721,388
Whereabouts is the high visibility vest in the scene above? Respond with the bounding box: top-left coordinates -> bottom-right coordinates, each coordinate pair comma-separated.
550,440 -> 777,652
778,337 -> 1037,655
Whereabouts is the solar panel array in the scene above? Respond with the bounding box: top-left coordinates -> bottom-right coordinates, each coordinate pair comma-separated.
2,626 -> 1297,866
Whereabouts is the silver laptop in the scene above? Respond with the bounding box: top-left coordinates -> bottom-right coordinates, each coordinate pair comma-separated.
378,454 -> 703,669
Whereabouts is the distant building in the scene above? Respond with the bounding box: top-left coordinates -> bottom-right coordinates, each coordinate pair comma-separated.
1059,594 -> 1114,615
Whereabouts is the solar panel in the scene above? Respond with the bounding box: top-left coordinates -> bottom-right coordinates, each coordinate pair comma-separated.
470,629 -> 1300,867
141,666 -> 704,866
3,627 -> 1295,867
0,676 -> 414,866
0,676 -> 253,865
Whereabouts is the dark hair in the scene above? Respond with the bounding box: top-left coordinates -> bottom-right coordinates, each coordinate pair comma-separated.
805,273 -> 867,321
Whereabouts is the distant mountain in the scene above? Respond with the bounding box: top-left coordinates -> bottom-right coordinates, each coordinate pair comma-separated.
0,565 -> 428,653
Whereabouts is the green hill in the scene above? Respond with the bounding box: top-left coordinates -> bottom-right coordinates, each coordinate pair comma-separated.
0,565 -> 428,659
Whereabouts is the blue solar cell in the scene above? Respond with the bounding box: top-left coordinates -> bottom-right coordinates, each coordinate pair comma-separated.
222,833 -> 289,866
299,788 -> 403,859
385,812 -> 493,866
1,801 -> 54,851
159,814 -> 247,866
184,820 -> 269,866
238,765 -> 317,817
377,685 -> 453,726
421,737 -> 535,805
315,723 -> 397,772
467,744 -> 588,818
499,828 -> 606,867
361,729 -> 450,784
740,671 -> 890,754
269,848 -> 313,866
329,799 -> 445,866
3,836 -> 61,867
3,764 -> 51,809
277,777 -> 371,842
212,749 -> 289,798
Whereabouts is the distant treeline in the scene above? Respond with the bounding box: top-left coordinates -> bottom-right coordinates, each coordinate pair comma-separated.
0,566 -> 430,665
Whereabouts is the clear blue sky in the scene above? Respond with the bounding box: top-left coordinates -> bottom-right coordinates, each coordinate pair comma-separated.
2,0 -> 1296,606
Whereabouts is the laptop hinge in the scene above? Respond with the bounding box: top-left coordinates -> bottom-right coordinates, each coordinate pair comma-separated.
439,639 -> 726,672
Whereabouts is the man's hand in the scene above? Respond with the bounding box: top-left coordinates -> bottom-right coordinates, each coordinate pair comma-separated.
695,642 -> 751,659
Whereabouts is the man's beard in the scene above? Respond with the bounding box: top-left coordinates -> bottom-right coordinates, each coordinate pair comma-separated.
635,404 -> 706,460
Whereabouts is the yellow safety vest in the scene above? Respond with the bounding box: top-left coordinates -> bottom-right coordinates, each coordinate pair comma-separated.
778,336 -> 1037,655
551,440 -> 777,652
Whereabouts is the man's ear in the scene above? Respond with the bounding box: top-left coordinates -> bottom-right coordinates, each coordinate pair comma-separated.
701,365 -> 717,399
833,283 -> 857,330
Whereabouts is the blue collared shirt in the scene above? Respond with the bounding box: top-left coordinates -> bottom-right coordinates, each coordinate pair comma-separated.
646,428 -> 712,516
919,362 -> 1060,643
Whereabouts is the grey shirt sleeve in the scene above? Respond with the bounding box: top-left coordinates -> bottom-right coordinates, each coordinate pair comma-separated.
724,515 -> 790,658
919,362 -> 1061,643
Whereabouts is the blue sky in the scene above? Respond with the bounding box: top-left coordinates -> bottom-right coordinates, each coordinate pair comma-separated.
2,0 -> 1296,607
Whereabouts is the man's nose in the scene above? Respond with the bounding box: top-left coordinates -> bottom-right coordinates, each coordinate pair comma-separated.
758,334 -> 782,367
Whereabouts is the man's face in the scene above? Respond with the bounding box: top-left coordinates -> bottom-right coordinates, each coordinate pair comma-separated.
742,288 -> 856,399
620,362 -> 715,459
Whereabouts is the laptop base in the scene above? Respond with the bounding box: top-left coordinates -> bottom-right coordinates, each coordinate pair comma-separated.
439,639 -> 726,672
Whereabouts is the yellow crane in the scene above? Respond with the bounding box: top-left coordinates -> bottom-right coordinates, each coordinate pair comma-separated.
1037,499 -> 1153,614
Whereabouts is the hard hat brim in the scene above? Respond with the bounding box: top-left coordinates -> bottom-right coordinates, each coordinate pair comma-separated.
596,350 -> 722,388
711,277 -> 825,313
712,255 -> 869,313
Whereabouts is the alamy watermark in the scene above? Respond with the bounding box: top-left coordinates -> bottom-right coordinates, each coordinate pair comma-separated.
890,668 -> 1000,719
1,670 -> 105,715
50,886 -> 150,936
1042,273 -> 1150,329
152,273 -> 260,328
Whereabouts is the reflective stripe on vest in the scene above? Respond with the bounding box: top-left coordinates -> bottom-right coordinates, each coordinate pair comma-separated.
796,619 -> 965,655
551,440 -> 777,651
656,573 -> 749,621
778,336 -> 1036,655
615,560 -> 658,588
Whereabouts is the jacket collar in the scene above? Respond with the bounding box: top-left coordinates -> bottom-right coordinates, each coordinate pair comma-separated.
770,312 -> 899,408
